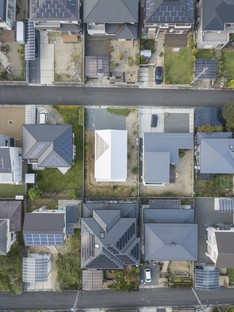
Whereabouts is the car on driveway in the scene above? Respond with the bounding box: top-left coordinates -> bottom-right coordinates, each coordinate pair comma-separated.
144,268 -> 152,283
155,66 -> 163,84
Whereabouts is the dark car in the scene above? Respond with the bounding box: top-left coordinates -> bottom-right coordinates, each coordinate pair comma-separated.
151,114 -> 158,127
155,66 -> 163,84
35,39 -> 39,57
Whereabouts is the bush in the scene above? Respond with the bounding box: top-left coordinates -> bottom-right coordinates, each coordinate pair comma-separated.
197,124 -> 223,133
111,266 -> 140,291
140,39 -> 155,53
222,103 -> 234,130
28,186 -> 43,200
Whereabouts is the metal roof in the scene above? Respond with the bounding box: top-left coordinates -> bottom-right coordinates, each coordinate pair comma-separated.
214,197 -> 234,212
145,0 -> 195,25
195,267 -> 219,291
0,201 -> 22,232
23,253 -> 51,283
195,59 -> 217,80
149,199 -> 181,209
106,23 -> 138,40
144,152 -> 170,184
82,270 -> 103,290
23,213 -> 64,234
144,223 -> 198,261
215,231 -> 234,268
0,148 -> 11,173
144,208 -> 194,223
194,108 -> 223,128
85,56 -> 109,78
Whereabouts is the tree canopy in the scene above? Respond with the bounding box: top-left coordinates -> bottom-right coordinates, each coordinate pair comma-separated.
222,103 -> 234,130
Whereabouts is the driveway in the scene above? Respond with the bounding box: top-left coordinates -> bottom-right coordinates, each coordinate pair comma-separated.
139,108 -> 164,137
139,263 -> 159,288
40,31 -> 54,84
85,35 -> 110,56
29,29 -> 40,84
195,198 -> 234,264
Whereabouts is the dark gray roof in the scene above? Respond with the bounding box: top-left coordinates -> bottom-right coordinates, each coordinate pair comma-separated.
149,199 -> 181,208
0,220 -> 7,255
81,202 -> 140,269
195,266 -> 219,291
30,0 -> 80,21
196,131 -> 232,145
215,231 -> 234,268
0,0 -> 6,21
23,213 -> 64,234
0,148 -> 11,173
144,133 -> 193,184
195,60 -> 218,80
198,132 -> 234,174
144,208 -> 194,223
83,202 -> 138,218
66,205 -> 79,236
106,23 -> 138,40
23,125 -> 73,168
83,0 -> 138,23
0,201 -> 22,232
194,108 -> 224,128
203,0 -> 234,31
145,0 -> 195,25
144,223 -> 198,261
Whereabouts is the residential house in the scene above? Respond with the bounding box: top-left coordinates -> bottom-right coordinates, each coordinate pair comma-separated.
83,0 -> 139,40
29,0 -> 81,33
206,225 -> 234,268
81,201 -> 140,269
144,199 -> 198,262
144,0 -> 195,37
197,0 -> 234,49
196,132 -> 234,174
0,200 -> 22,255
0,0 -> 16,30
23,209 -> 66,246
95,130 -> 127,182
143,133 -> 194,185
23,253 -> 52,291
0,134 -> 22,184
23,124 -> 74,174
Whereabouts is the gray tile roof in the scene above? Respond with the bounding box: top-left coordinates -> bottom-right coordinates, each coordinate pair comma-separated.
203,0 -> 234,31
145,0 -> 195,25
144,208 -> 194,223
215,231 -> 234,268
30,0 -> 80,21
0,148 -> 11,173
149,199 -> 181,208
0,201 -> 22,232
23,213 -> 64,234
83,202 -> 137,218
23,125 -> 73,169
199,133 -> 234,174
144,223 -> 198,261
0,220 -> 7,255
83,0 -> 138,23
81,202 -> 140,269
66,205 -> 79,236
106,23 -> 138,40
144,133 -> 193,184
196,131 -> 232,145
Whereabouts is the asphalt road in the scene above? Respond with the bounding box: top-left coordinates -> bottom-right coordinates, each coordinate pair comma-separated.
0,85 -> 233,107
0,288 -> 234,310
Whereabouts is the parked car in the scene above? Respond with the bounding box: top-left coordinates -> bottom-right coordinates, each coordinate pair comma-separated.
151,114 -> 158,127
155,66 -> 163,84
144,268 -> 152,283
39,111 -> 47,124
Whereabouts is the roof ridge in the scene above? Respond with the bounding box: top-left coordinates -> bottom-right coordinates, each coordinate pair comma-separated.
121,0 -> 138,21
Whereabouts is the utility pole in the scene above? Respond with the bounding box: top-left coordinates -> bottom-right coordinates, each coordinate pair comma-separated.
191,67 -> 208,85
71,291 -> 80,312
192,286 -> 206,312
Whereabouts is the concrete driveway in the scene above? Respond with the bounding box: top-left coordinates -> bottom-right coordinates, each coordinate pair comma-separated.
139,263 -> 159,288
40,31 -> 54,84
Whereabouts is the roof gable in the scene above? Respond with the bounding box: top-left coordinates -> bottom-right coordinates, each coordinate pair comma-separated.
84,0 -> 138,23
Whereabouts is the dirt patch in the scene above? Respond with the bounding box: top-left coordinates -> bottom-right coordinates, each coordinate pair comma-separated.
0,106 -> 25,146
169,261 -> 194,276
54,33 -> 84,82
140,150 -> 193,197
85,110 -> 138,197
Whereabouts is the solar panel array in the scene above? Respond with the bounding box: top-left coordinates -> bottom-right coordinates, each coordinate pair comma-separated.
195,59 -> 217,80
23,254 -> 51,283
31,0 -> 77,19
217,198 -> 234,212
24,233 -> 64,246
195,267 -> 219,291
25,21 -> 35,61
194,108 -> 223,128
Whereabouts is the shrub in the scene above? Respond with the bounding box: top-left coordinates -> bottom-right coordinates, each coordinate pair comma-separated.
28,186 -> 43,200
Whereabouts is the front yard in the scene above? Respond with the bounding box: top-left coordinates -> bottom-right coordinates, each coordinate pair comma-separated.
36,106 -> 83,198
222,50 -> 234,87
0,184 -> 25,198
164,35 -> 193,84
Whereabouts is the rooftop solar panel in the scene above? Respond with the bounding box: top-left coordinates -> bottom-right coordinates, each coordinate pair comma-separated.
195,59 -> 217,80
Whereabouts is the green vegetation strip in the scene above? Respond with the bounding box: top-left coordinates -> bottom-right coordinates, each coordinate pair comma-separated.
227,268 -> 234,284
222,50 -> 234,81
57,230 -> 82,289
107,108 -> 133,116
0,184 -> 25,198
36,106 -> 83,197
0,234 -> 24,294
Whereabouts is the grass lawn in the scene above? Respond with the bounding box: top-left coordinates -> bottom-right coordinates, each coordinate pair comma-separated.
195,175 -> 233,197
0,234 -> 24,294
56,229 -> 82,290
222,50 -> 234,83
195,49 -> 214,59
0,184 -> 25,198
107,108 -> 133,116
36,106 -> 83,198
164,36 -> 193,84
227,268 -> 234,284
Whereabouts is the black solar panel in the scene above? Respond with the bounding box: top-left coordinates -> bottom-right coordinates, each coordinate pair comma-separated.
194,108 -> 223,128
195,59 -> 217,80
195,267 -> 219,291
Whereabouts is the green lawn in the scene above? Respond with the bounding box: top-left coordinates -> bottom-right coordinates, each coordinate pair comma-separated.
0,184 -> 25,198
164,38 -> 193,84
227,268 -> 234,284
222,50 -> 234,83
0,234 -> 24,294
107,108 -> 133,116
195,49 -> 214,59
36,106 -> 83,198
57,229 -> 82,290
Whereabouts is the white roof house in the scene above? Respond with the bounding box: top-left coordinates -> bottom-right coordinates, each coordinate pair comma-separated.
95,130 -> 127,182
0,147 -> 22,184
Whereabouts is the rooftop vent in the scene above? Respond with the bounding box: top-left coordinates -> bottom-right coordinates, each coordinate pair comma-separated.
229,144 -> 234,152
95,243 -> 100,249
100,232 -> 105,238
170,242 -> 176,247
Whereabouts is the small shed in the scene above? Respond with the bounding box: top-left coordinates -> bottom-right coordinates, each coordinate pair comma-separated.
140,50 -> 152,59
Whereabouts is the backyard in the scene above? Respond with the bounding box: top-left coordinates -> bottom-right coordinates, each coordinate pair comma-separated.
36,106 -> 83,198
195,175 -> 233,197
164,35 -> 193,84
0,184 -> 25,198
222,50 -> 234,87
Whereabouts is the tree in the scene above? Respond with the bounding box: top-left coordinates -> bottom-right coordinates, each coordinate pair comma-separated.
28,186 -> 43,200
222,103 -> 234,130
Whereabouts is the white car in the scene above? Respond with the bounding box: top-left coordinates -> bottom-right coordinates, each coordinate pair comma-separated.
144,268 -> 152,283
